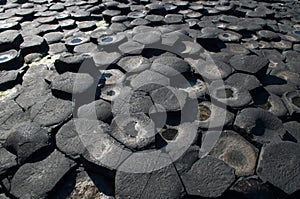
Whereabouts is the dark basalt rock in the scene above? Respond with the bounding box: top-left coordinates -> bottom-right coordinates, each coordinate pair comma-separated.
150,86 -> 188,112
49,43 -> 68,55
111,15 -> 128,23
152,56 -> 191,77
0,49 -> 23,70
197,101 -> 234,129
0,0 -> 299,198
73,42 -> 99,54
209,80 -> 253,108
97,33 -> 127,50
93,51 -> 122,69
51,167 -> 114,199
118,40 -> 145,55
218,31 -> 242,43
110,113 -> 156,150
0,29 -> 23,51
181,156 -> 235,198
30,93 -> 72,127
4,121 -> 51,164
164,14 -> 183,24
54,53 -> 87,73
195,59 -> 233,80
145,14 -> 164,25
37,24 -> 61,36
111,88 -> 153,115
0,21 -> 20,32
65,36 -> 90,52
225,73 -> 261,91
109,23 -> 127,33
0,100 -> 30,143
77,99 -> 112,123
229,176 -> 277,199
56,119 -> 86,159
257,142 -> 300,195
222,43 -> 250,55
284,121 -> 300,144
10,150 -> 75,199
77,119 -> 132,171
133,30 -> 162,46
257,30 -> 280,41
282,90 -> 300,115
252,88 -> 288,117
50,71 -> 95,96
209,130 -> 258,176
117,55 -> 151,73
260,74 -> 297,96
130,18 -> 150,27
99,84 -> 123,102
130,69 -> 170,92
77,21 -> 96,31
102,9 -> 122,23
116,154 -> 185,199
229,54 -> 269,75
15,64 -> 52,110
98,69 -> 125,86
272,40 -> 293,51
59,19 -> 76,29
0,147 -> 17,176
173,145 -> 199,175
43,31 -> 63,44
0,69 -> 21,90
20,35 -> 48,55
234,107 -> 285,145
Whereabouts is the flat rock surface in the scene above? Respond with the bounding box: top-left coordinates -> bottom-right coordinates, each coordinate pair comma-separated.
10,150 -> 75,199
0,0 -> 299,198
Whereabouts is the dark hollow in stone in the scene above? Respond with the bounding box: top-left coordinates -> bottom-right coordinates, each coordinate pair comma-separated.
161,128 -> 179,141
101,37 -> 113,43
234,108 -> 285,145
70,38 -> 82,44
229,176 -> 277,199
209,130 -> 258,176
216,88 -> 234,99
0,49 -> 23,70
198,105 -> 211,121
282,91 -> 300,115
292,97 -> 300,108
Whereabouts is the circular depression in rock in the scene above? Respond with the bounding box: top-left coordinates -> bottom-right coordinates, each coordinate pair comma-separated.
198,105 -> 211,121
292,97 -> 300,108
161,128 -> 179,141
70,38 -> 83,44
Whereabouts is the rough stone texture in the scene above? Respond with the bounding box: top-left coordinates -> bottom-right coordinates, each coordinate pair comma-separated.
0,100 -> 30,143
10,150 -> 75,199
0,147 -> 17,176
77,99 -> 112,123
30,93 -> 72,127
229,54 -> 269,74
257,142 -> 300,194
4,121 -> 51,164
116,154 -> 185,199
55,119 -> 84,158
151,56 -> 191,77
209,131 -> 258,176
50,72 -> 95,95
181,156 -> 235,198
234,108 -> 285,145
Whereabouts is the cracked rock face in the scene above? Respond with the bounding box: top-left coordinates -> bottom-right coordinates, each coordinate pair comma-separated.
0,0 -> 300,198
